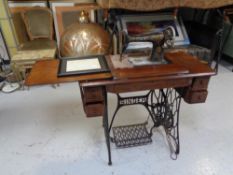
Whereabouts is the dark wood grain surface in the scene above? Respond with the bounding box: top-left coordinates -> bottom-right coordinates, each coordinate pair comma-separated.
25,52 -> 215,88
104,52 -> 215,80
25,52 -> 216,117
25,60 -> 112,86
106,55 -> 190,79
165,52 -> 216,75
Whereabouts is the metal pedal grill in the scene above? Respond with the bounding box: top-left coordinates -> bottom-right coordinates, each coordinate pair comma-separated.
112,123 -> 152,148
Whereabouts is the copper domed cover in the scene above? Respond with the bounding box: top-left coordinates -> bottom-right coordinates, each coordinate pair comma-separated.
60,23 -> 110,57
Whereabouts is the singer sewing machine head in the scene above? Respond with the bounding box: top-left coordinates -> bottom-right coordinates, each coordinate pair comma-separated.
121,26 -> 175,62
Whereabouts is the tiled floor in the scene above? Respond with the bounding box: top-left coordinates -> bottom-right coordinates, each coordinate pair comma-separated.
0,64 -> 233,175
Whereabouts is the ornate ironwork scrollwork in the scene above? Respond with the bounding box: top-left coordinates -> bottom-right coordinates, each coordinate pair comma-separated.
108,88 -> 182,160
149,89 -> 181,159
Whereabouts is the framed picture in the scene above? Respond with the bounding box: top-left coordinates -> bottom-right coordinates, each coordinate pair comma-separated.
50,2 -> 99,45
0,27 -> 11,63
118,13 -> 190,49
57,55 -> 110,77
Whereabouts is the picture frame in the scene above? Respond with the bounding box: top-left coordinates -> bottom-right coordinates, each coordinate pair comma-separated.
0,27 -> 11,64
118,13 -> 190,49
50,2 -> 99,45
57,55 -> 110,77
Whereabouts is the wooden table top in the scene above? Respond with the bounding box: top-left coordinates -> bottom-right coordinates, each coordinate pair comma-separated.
25,59 -> 112,86
106,55 -> 190,79
25,52 -> 216,87
106,52 -> 215,79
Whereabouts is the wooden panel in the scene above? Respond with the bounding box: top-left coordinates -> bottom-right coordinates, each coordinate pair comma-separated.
25,59 -> 112,86
182,89 -> 208,104
82,86 -> 104,103
80,85 -> 105,117
106,55 -> 190,79
165,51 -> 216,76
110,64 -> 189,79
107,78 -> 192,93
191,77 -> 210,91
25,52 -> 217,110
83,103 -> 104,117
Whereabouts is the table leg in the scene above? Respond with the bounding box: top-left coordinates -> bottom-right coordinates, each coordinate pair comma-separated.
103,87 -> 112,165
150,88 -> 181,159
103,89 -> 182,163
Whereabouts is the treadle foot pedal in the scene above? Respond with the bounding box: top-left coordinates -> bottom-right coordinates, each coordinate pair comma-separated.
112,123 -> 152,148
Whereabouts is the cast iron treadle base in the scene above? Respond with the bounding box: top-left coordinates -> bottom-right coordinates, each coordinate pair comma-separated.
112,123 -> 152,148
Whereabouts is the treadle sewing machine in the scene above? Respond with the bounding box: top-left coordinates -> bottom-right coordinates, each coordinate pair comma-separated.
24,0 -> 231,165
25,51 -> 215,165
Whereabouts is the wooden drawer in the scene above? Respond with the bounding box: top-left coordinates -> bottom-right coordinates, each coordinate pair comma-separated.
84,103 -> 104,117
191,77 -> 210,90
82,86 -> 104,103
183,90 -> 208,104
80,85 -> 105,117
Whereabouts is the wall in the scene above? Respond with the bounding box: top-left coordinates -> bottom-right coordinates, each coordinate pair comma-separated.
0,0 -> 18,58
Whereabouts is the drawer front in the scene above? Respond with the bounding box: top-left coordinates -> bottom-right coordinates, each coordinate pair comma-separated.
183,90 -> 208,104
83,86 -> 104,103
192,77 -> 210,90
84,103 -> 104,118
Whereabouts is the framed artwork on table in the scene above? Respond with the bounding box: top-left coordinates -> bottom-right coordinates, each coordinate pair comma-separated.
0,27 -> 11,64
118,13 -> 190,50
58,55 -> 109,77
50,2 -> 99,45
